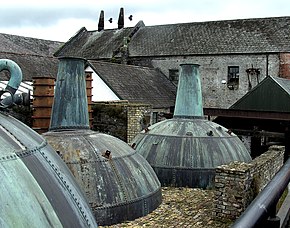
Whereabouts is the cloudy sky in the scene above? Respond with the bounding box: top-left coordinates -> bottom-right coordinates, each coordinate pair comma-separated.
1,0 -> 289,42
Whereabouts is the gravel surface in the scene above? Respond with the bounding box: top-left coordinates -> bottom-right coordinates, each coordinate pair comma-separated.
100,187 -> 233,228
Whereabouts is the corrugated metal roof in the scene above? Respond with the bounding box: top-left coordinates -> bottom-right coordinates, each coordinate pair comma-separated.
272,76 -> 290,95
87,60 -> 176,108
55,16 -> 290,59
231,76 -> 290,112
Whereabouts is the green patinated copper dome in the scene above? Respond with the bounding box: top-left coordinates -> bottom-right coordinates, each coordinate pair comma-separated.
43,57 -> 162,226
132,64 -> 252,188
0,59 -> 97,227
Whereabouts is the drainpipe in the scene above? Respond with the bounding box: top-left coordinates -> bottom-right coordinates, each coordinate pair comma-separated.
266,54 -> 269,77
173,64 -> 204,119
0,59 -> 23,108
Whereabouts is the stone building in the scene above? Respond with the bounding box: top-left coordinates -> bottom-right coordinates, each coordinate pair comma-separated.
55,15 -> 290,109
0,32 -> 176,139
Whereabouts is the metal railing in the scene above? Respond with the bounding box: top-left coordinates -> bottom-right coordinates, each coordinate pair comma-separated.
232,158 -> 290,228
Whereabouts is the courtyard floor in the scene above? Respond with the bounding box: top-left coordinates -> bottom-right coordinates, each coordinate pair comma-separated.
100,187 -> 233,228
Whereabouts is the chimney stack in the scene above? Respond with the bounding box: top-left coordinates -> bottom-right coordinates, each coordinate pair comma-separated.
118,7 -> 124,29
173,64 -> 204,118
49,57 -> 89,131
98,10 -> 104,31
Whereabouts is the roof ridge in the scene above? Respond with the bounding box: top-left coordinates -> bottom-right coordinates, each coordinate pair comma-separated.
0,32 -> 63,43
142,16 -> 290,28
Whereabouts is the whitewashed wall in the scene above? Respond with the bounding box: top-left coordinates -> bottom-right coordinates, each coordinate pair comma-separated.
86,66 -> 120,102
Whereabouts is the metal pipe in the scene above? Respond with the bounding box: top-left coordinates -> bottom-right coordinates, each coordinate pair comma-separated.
0,59 -> 23,108
0,59 -> 22,94
173,64 -> 204,118
232,158 -> 290,228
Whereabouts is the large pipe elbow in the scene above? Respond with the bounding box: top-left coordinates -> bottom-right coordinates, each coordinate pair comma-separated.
0,59 -> 22,94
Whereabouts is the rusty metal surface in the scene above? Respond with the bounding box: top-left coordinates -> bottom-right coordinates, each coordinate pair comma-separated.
44,129 -> 162,226
132,118 -> 252,188
0,111 -> 98,227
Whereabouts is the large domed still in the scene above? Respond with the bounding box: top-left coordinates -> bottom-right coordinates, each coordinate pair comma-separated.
0,59 -> 97,228
43,57 -> 162,226
131,64 -> 252,189
0,113 -> 97,227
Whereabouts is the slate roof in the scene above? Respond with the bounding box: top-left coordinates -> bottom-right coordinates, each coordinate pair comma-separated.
55,16 -> 290,59
231,76 -> 290,112
0,52 -> 59,81
272,76 -> 290,95
54,27 -> 131,59
0,33 -> 63,80
87,60 -> 176,108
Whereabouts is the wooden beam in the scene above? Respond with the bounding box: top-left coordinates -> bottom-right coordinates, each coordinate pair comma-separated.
204,108 -> 290,121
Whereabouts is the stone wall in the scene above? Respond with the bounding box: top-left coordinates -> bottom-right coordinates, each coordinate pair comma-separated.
92,101 -> 128,142
92,102 -> 173,143
213,146 -> 284,221
131,54 -> 280,109
127,103 -> 152,143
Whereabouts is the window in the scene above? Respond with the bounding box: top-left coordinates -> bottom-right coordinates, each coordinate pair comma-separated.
227,66 -> 239,89
169,69 -> 179,85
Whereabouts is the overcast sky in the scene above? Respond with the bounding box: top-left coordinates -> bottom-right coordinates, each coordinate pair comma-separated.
1,0 -> 289,42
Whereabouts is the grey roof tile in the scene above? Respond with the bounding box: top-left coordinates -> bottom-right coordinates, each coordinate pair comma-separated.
0,32 -> 63,56
129,17 -> 290,56
87,60 -> 176,108
55,17 -> 290,59
0,33 -> 62,81
0,53 -> 59,81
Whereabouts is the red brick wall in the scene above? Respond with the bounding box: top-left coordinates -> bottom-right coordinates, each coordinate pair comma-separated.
279,53 -> 290,79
